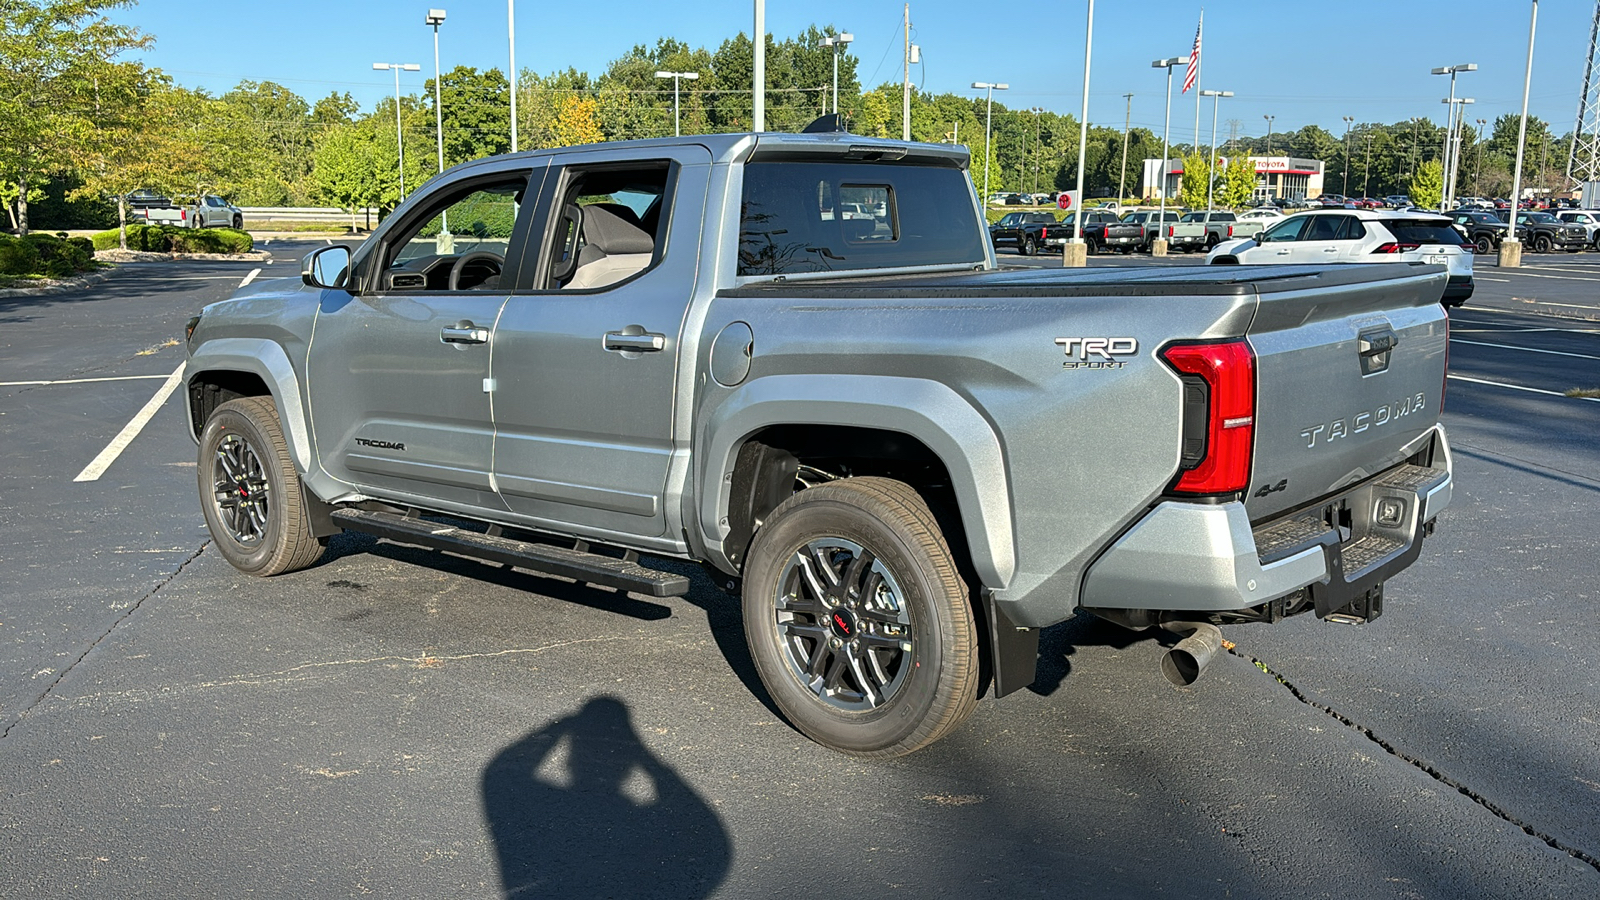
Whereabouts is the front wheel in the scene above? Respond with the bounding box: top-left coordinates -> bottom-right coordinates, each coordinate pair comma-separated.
742,477 -> 979,757
1475,234 -> 1494,255
198,396 -> 327,576
232,215 -> 243,229
1532,234 -> 1553,253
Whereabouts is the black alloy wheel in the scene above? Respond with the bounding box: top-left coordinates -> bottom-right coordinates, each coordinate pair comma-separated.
197,396 -> 327,576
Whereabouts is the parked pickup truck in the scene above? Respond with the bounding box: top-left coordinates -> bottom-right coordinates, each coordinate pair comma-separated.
1120,209 -> 1183,251
989,211 -> 1058,255
1168,210 -> 1248,252
1500,210 -> 1589,253
1062,209 -> 1146,254
126,191 -> 243,229
184,127 -> 1454,758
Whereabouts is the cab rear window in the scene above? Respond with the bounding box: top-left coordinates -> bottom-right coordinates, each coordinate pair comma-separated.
738,161 -> 985,276
1382,221 -> 1464,246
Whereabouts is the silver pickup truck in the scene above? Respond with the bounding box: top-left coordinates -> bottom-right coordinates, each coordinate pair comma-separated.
183,128 -> 1453,757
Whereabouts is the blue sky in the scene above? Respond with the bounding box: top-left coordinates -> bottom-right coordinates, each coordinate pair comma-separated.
109,0 -> 1591,141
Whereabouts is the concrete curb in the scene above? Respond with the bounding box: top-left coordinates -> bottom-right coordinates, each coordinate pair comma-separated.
0,267 -> 118,299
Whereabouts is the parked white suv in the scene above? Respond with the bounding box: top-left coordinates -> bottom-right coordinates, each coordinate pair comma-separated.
1555,210 -> 1600,249
1205,209 -> 1473,306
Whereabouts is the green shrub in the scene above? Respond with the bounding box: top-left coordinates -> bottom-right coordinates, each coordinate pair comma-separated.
91,224 -> 253,254
0,233 -> 42,275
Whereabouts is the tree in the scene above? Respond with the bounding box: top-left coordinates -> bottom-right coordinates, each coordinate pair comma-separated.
1178,152 -> 1209,209
311,91 -> 359,128
1218,154 -> 1256,208
431,66 -> 510,166
73,73 -> 206,248
1409,160 -> 1443,211
550,96 -> 604,147
311,122 -> 383,231
0,0 -> 150,233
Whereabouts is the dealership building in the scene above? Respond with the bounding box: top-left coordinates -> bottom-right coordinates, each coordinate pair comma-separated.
1141,156 -> 1327,202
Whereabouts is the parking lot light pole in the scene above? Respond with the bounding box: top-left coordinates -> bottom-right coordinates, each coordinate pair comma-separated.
972,82 -> 1008,204
1431,63 -> 1476,211
1341,116 -> 1354,196
373,62 -> 422,198
654,71 -> 699,136
1066,0 -> 1093,268
1475,118 -> 1487,194
820,32 -> 853,115
1441,97 -> 1475,208
1152,56 -> 1189,256
1501,1 -> 1539,268
1202,90 -> 1232,215
1263,114 -> 1274,156
427,10 -> 446,177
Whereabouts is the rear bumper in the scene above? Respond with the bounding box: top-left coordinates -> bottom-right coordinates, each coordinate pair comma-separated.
1079,425 -> 1451,616
1443,275 -> 1474,303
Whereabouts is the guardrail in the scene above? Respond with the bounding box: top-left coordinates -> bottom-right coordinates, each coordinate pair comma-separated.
239,206 -> 378,224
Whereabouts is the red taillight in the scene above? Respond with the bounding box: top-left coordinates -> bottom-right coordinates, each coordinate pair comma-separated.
1166,225 -> 1174,237
1160,341 -> 1256,495
1371,242 -> 1420,254
1041,226 -> 1048,240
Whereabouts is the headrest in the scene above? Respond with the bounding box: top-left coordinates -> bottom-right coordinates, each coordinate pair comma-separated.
582,204 -> 654,255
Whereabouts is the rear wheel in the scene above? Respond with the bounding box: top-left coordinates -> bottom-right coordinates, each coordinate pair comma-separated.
198,396 -> 326,577
741,477 -> 979,758
1021,235 -> 1036,256
1474,234 -> 1494,255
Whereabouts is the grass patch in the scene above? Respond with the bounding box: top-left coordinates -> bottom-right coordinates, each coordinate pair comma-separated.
1565,387 -> 1600,398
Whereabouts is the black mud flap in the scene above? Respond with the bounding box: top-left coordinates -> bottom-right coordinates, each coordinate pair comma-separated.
984,590 -> 1040,698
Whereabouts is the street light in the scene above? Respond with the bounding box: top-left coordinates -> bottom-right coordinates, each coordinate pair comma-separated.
1503,1 -> 1538,266
1151,56 -> 1189,254
1031,107 -> 1044,194
1431,63 -> 1476,211
1067,0 -> 1095,261
971,81 -> 1008,203
508,0 -> 518,151
373,62 -> 422,197
654,71 -> 700,137
1441,97 -> 1475,207
1263,113 -> 1274,157
819,32 -> 853,115
1475,117 -> 1487,194
426,10 -> 446,176
1202,89 -> 1232,214
1342,115 -> 1354,196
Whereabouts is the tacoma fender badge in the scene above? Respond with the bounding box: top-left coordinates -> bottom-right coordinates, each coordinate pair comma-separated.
1055,336 -> 1138,370
355,438 -> 406,451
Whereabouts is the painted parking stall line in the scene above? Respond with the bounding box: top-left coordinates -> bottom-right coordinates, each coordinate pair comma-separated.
73,363 -> 187,483
1447,373 -> 1600,402
0,374 -> 172,387
239,268 -> 261,287
1450,339 -> 1600,361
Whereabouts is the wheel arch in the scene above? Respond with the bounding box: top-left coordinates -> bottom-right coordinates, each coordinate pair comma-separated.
186,338 -> 312,474
697,375 -> 1015,590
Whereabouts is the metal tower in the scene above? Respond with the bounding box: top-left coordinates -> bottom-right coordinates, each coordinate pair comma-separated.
1565,1 -> 1600,187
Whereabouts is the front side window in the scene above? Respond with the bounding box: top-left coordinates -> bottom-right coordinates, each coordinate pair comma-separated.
382,176 -> 529,291
738,161 -> 984,276
1261,216 -> 1308,242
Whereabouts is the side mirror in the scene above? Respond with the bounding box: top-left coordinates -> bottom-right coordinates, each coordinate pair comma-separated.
1253,232 -> 1264,243
302,245 -> 352,290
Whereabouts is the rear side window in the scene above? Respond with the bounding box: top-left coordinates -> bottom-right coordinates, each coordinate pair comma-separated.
1382,220 -> 1464,246
738,161 -> 985,276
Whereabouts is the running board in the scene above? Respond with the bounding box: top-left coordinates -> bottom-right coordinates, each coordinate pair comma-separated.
329,508 -> 690,598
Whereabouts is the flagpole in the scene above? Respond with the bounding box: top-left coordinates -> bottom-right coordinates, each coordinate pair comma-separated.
1193,9 -> 1203,153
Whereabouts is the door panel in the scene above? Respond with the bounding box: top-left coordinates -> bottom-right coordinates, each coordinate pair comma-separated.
307,166 -> 543,514
490,147 -> 712,538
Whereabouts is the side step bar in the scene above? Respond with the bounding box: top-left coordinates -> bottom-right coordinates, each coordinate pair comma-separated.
329,508 -> 690,598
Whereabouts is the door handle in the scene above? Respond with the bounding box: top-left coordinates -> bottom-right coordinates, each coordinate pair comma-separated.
604,331 -> 666,352
441,324 -> 490,344
1323,247 -> 1339,253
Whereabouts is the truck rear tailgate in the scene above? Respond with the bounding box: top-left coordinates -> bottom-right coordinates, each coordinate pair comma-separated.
1244,265 -> 1449,522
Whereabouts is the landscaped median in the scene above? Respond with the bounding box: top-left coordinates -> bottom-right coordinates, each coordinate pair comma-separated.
0,232 -> 98,286
0,225 -> 267,294
91,223 -> 254,255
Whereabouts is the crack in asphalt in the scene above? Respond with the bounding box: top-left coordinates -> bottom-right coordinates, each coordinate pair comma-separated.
0,541 -> 210,742
1233,646 -> 1600,875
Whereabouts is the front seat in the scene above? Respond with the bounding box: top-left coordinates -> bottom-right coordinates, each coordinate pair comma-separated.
565,205 -> 655,290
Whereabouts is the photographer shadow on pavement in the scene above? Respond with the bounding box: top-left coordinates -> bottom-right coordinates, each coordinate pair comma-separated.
482,695 -> 731,899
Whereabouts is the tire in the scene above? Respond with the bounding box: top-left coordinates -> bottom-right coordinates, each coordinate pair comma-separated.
197,396 -> 326,577
1021,235 -> 1036,256
741,477 -> 979,758
1205,234 -> 1220,250
1532,233 -> 1553,253
1474,234 -> 1494,255
1084,238 -> 1098,256
232,215 -> 243,229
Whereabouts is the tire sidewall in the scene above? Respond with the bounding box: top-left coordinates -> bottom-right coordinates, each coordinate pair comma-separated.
197,401 -> 295,576
742,490 -> 958,755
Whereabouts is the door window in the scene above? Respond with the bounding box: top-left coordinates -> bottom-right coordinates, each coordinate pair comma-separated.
384,177 -> 531,291
543,161 -> 673,291
1260,217 -> 1308,242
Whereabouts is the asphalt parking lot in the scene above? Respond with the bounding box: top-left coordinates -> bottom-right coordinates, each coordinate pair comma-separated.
2,241 -> 1598,898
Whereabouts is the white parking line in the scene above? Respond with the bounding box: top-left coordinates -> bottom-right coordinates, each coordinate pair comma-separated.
240,267 -> 261,287
1448,373 -> 1600,402
73,363 -> 187,483
1450,339 -> 1600,361
0,374 -> 173,387
1479,277 -> 1511,282
1493,270 -> 1600,283
1451,316 -> 1600,334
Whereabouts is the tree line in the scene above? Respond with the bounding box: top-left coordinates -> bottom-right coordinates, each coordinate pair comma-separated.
1,1 -> 1581,235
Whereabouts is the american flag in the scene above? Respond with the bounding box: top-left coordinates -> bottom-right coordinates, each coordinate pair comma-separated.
1182,15 -> 1202,93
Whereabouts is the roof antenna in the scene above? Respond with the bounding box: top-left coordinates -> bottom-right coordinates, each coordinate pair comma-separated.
802,114 -> 847,134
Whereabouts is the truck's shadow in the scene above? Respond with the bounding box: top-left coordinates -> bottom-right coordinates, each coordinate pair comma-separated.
482,695 -> 731,899
1029,611 -> 1170,697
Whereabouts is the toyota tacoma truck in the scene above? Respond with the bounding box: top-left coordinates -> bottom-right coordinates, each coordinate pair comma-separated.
183,126 -> 1455,758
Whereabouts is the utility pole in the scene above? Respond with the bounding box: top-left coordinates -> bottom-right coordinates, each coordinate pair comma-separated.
1342,116 -> 1354,196
753,0 -> 765,131
1032,107 -> 1043,193
902,4 -> 915,141
1118,93 -> 1133,203
507,0 -> 518,152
